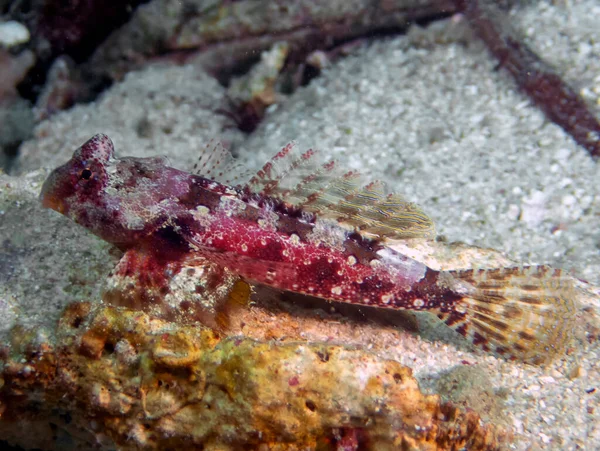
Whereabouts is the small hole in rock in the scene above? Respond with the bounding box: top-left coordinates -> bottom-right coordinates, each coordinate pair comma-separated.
305,400 -> 316,412
316,350 -> 330,362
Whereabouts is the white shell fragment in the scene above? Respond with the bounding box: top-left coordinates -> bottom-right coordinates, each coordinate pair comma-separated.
0,21 -> 30,48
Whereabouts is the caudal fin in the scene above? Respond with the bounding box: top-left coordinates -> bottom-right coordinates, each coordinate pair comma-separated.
439,266 -> 576,365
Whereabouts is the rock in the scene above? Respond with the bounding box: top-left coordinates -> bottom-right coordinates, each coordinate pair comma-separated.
0,303 -> 507,450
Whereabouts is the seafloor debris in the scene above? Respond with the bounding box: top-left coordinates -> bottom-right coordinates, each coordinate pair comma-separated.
0,20 -> 29,48
79,0 -> 600,156
86,0 -> 457,80
458,0 -> 600,157
0,48 -> 34,100
2,0 -> 597,159
34,56 -> 90,121
0,303 -> 507,450
0,48 -> 35,169
225,42 -> 289,132
31,0 -> 145,60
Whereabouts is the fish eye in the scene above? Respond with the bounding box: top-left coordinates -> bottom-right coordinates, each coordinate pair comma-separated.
80,168 -> 93,180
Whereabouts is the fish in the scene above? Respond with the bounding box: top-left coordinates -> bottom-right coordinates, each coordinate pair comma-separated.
40,134 -> 576,364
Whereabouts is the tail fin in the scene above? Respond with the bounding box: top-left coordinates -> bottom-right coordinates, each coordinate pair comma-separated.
439,266 -> 577,365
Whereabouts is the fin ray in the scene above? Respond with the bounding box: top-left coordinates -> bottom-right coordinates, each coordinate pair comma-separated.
193,140 -> 251,185
441,266 -> 576,365
246,142 -> 435,240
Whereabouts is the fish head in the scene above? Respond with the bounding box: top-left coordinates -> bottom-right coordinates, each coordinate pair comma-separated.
41,134 -> 113,218
41,134 -> 195,249
41,134 -> 147,248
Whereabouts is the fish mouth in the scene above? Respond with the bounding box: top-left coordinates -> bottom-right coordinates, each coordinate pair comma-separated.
40,173 -> 68,214
41,192 -> 67,214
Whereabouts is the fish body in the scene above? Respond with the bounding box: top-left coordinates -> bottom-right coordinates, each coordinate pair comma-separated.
41,134 -> 576,364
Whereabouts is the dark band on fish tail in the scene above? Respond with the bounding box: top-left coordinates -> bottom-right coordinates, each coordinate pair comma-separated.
406,268 -> 464,312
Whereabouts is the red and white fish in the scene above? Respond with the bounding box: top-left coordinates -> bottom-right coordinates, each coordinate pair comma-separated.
41,134 -> 576,364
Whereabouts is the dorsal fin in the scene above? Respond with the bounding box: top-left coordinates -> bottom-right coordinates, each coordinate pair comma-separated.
246,141 -> 317,196
245,142 -> 435,240
193,140 -> 250,185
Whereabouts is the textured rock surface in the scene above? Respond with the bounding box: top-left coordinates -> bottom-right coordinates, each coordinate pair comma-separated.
86,0 -> 457,80
0,304 -> 506,450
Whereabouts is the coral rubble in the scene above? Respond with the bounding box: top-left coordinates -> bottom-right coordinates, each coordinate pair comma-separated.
0,303 -> 506,450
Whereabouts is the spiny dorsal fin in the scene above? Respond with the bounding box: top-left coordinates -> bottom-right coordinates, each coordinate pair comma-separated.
246,141 -> 317,196
193,140 -> 250,185
246,142 -> 435,240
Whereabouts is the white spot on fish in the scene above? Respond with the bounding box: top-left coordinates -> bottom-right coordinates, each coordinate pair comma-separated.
381,294 -> 392,304
331,286 -> 342,295
455,304 -> 467,314
195,205 -> 210,216
413,298 -> 425,308
241,243 -> 248,252
290,234 -> 301,244
376,248 -> 427,285
347,256 -> 357,266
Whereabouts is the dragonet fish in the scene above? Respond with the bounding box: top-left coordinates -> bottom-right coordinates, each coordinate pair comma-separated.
40,134 -> 576,364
